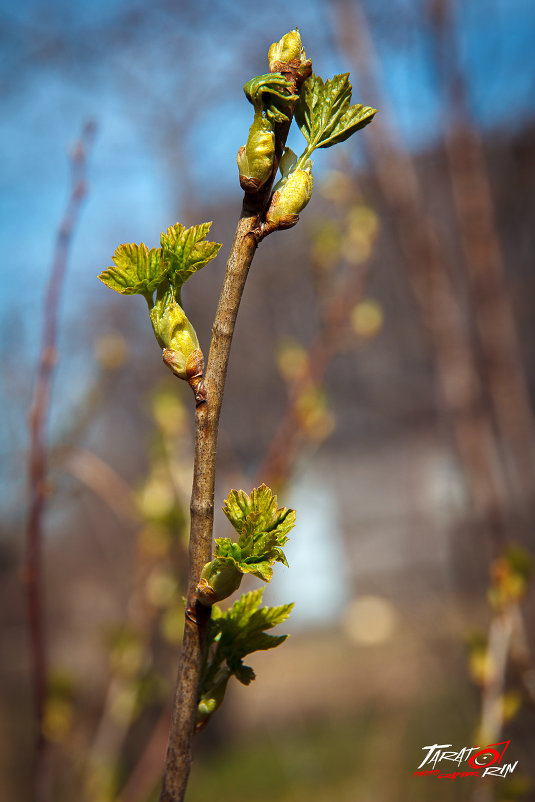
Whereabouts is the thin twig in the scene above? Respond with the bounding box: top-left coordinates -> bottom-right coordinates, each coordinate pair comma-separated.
158,58 -> 305,802
471,606 -> 515,802
63,446 -> 139,525
25,121 -> 95,802
479,611 -> 514,744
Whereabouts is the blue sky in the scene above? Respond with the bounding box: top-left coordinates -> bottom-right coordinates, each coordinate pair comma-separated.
2,0 -> 534,281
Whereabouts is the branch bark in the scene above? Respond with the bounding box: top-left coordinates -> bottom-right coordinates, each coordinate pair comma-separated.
158,59 -> 304,802
158,215 -> 258,802
25,121 -> 95,802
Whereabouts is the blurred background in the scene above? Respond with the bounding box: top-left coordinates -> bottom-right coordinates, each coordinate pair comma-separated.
2,0 -> 535,800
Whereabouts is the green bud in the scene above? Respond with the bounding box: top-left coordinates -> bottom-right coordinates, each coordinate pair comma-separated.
237,114 -> 275,192
196,560 -> 243,606
197,673 -> 230,726
268,29 -> 312,83
150,301 -> 199,375
150,300 -> 206,401
268,28 -> 303,67
266,160 -> 313,229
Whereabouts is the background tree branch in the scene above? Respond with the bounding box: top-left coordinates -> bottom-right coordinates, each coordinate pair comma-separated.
25,120 -> 95,802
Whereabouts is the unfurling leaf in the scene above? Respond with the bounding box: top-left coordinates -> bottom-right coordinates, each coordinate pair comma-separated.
98,220 -> 220,305
223,484 -> 295,540
197,589 -> 293,725
96,220 -> 219,395
221,483 -> 294,578
295,73 -> 376,151
243,73 -> 298,124
160,222 -> 221,291
98,243 -> 169,296
197,485 -> 295,605
211,588 -> 293,663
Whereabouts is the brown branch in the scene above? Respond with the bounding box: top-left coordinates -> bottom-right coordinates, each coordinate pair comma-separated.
158,56 -> 305,802
158,216 -> 257,802
25,121 -> 95,802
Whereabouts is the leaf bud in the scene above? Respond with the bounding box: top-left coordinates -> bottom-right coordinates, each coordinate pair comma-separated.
151,301 -> 205,399
237,114 -> 275,192
266,160 -> 313,229
268,28 -> 304,68
197,675 -> 230,726
196,561 -> 243,606
268,28 -> 312,83
163,348 -> 206,403
151,301 -> 199,373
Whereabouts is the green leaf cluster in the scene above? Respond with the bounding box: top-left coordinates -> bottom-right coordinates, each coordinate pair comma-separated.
98,221 -> 221,305
247,35 -> 376,227
197,589 -> 293,724
98,222 -> 221,386
214,484 -> 295,583
295,72 -> 377,153
197,484 -> 295,605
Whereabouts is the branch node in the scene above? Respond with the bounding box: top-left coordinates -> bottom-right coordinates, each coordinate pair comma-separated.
185,349 -> 206,405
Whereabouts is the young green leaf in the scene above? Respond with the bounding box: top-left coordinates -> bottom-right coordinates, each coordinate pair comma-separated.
160,222 -> 221,291
223,484 -> 295,540
197,590 -> 293,725
197,485 -> 295,604
295,73 -> 376,151
212,589 -> 293,666
197,588 -> 293,725
221,484 -> 294,580
98,243 -> 169,296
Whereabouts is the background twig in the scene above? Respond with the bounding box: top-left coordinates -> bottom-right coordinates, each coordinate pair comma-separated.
25,120 -> 95,802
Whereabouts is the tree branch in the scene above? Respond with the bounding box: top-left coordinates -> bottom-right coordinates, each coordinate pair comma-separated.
25,121 -> 95,802
158,55 -> 304,802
